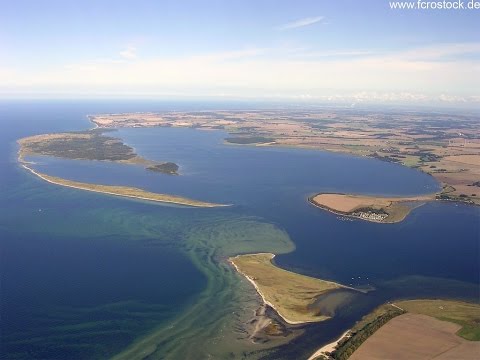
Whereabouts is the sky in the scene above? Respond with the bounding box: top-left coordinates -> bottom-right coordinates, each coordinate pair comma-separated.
1,0 -> 479,105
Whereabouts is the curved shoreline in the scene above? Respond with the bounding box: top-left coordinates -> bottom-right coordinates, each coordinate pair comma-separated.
229,253 -> 360,325
229,254 -> 311,325
21,164 -> 229,208
230,255 -> 287,319
308,193 -> 434,224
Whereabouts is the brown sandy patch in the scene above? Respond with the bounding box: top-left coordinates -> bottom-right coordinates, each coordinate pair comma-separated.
312,194 -> 393,213
349,313 -> 480,360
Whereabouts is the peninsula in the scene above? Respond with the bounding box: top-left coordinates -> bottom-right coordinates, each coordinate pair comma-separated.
230,253 -> 352,324
22,165 -> 226,208
309,193 -> 434,223
18,131 -> 179,175
16,129 -> 234,207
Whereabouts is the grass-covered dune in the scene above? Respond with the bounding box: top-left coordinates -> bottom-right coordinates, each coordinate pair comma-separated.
230,253 -> 349,324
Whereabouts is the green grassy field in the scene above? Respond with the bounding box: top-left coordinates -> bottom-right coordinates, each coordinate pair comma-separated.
396,299 -> 480,341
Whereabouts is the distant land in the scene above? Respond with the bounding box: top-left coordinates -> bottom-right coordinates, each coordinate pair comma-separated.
90,110 -> 480,205
309,193 -> 434,223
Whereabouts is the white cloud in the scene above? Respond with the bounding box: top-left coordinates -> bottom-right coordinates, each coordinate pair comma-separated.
438,94 -> 468,103
119,46 -> 137,60
290,50 -> 373,59
1,43 -> 479,106
263,92 -> 480,105
189,48 -> 269,62
279,16 -> 325,30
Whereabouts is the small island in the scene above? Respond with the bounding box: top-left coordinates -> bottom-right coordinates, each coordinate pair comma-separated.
147,162 -> 179,175
230,253 -> 352,324
22,165 -> 227,208
309,193 -> 435,223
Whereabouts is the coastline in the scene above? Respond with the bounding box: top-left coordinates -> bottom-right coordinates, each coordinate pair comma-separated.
88,110 -> 480,206
227,140 -> 478,207
307,329 -> 351,360
229,253 -> 359,325
21,163 -> 229,208
229,254 -> 314,325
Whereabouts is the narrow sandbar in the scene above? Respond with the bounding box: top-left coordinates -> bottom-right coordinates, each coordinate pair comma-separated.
22,165 -> 228,208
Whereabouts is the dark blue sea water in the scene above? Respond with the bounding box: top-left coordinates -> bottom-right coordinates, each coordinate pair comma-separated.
1,100 -> 479,359
0,101 -> 214,359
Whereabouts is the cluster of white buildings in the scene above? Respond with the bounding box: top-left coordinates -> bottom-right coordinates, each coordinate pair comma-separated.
352,211 -> 388,222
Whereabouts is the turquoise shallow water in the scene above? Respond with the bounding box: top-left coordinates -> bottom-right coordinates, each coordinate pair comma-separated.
1,100 -> 479,359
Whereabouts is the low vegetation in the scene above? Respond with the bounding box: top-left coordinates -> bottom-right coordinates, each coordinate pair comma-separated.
18,131 -> 182,174
230,253 -> 345,324
18,131 -> 140,162
27,168 -> 226,208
